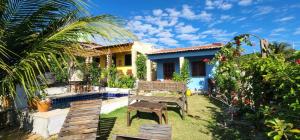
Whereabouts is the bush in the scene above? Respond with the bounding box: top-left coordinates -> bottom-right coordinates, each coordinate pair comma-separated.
173,59 -> 190,84
87,62 -> 101,86
117,75 -> 136,88
136,54 -> 147,80
212,34 -> 300,139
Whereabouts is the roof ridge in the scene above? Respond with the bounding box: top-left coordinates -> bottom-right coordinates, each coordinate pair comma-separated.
148,43 -> 223,55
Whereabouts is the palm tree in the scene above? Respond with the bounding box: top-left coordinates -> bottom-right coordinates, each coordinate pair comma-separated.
0,0 -> 134,99
268,42 -> 295,57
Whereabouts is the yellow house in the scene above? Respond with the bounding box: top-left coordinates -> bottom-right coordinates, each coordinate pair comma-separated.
81,41 -> 157,77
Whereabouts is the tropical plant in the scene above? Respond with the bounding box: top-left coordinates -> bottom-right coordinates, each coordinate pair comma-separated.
117,75 -> 135,88
268,42 -> 295,59
108,64 -> 118,87
87,62 -> 101,86
49,57 -> 69,84
136,54 -> 147,80
265,118 -> 300,140
173,59 -> 190,84
212,34 -> 300,138
0,0 -> 134,99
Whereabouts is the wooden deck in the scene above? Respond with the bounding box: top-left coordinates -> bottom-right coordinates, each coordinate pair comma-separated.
58,99 -> 102,140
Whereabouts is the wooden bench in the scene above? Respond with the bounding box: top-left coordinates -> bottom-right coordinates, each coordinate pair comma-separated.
127,102 -> 168,126
114,124 -> 172,140
58,99 -> 102,140
129,81 -> 188,119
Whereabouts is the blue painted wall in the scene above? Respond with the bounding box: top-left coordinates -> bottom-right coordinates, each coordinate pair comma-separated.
148,50 -> 219,91
187,57 -> 215,91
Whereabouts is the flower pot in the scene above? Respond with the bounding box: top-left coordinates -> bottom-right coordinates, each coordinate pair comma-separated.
37,100 -> 51,112
186,89 -> 192,96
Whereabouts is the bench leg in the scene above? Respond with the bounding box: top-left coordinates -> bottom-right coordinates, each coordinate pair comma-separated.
164,110 -> 168,124
127,111 -> 131,126
154,111 -> 162,124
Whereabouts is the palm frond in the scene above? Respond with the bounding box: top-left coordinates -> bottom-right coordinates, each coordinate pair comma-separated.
0,0 -> 135,98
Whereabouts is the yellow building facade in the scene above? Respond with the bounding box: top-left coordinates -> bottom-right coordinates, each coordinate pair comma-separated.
82,41 -> 157,77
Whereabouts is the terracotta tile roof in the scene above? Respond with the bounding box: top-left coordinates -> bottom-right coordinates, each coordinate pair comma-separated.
147,43 -> 223,55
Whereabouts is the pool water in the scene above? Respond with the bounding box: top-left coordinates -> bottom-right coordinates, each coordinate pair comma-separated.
51,93 -> 128,108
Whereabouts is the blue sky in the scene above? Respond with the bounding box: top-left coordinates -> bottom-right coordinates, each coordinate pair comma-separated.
89,0 -> 300,52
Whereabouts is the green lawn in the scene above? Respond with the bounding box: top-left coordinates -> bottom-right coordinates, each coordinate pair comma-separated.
99,95 -> 222,140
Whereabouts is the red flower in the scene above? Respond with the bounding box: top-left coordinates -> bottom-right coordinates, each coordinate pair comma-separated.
244,98 -> 251,105
202,58 -> 210,63
235,39 -> 241,46
295,59 -> 300,64
221,55 -> 227,61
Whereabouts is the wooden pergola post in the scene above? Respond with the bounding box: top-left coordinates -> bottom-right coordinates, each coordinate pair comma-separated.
106,48 -> 112,69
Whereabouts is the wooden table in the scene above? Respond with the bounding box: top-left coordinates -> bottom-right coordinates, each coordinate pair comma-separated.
127,102 -> 168,126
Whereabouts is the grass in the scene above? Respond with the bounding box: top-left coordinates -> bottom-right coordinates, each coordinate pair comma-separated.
99,95 -> 221,140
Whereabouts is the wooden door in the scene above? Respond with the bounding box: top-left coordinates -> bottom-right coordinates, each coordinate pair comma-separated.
163,63 -> 175,80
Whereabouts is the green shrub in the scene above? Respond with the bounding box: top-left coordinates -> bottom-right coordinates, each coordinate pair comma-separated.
136,54 -> 147,80
212,34 -> 300,139
117,75 -> 136,88
173,59 -> 190,84
87,62 -> 101,86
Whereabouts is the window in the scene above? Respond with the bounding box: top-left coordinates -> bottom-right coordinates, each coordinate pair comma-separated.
163,63 -> 175,80
125,54 -> 132,66
191,61 -> 206,76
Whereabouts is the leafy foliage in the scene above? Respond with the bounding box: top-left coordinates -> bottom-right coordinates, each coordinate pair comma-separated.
212,34 -> 300,139
265,118 -> 300,140
87,62 -> 101,86
0,0 -> 134,98
173,59 -> 191,84
136,54 -> 147,80
106,64 -> 135,88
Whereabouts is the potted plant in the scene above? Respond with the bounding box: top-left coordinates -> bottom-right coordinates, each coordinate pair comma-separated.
36,91 -> 51,112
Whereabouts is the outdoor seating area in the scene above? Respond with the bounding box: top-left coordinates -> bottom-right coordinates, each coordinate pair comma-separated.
129,81 -> 188,119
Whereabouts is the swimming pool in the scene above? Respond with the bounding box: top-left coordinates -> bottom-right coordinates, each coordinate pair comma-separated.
51,93 -> 128,108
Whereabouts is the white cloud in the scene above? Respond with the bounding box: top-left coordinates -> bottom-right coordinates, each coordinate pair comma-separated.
205,0 -> 233,10
176,34 -> 200,41
275,16 -> 294,22
272,28 -> 286,33
250,28 -> 263,33
199,11 -> 213,22
175,23 -> 199,34
270,28 -> 286,36
156,31 -> 173,38
254,6 -> 274,16
238,0 -> 253,6
153,9 -> 163,16
159,37 -> 179,46
294,27 -> 300,35
182,5 -> 198,20
190,40 -> 207,45
201,28 -> 237,42
220,15 -> 234,21
166,8 -> 180,17
181,5 -> 212,22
